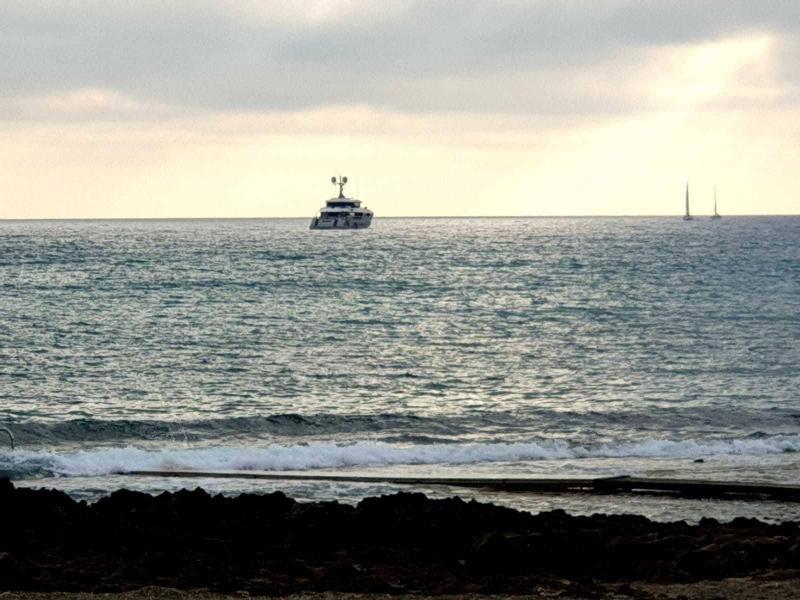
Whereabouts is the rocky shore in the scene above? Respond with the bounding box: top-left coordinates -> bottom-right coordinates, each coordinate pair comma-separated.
2,479 -> 800,598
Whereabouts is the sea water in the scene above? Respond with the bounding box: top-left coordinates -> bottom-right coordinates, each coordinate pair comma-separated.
1,217 -> 799,522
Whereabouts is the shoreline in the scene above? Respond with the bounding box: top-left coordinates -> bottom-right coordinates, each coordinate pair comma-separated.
122,471 -> 800,502
2,479 -> 800,598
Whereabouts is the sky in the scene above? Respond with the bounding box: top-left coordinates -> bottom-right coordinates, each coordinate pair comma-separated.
1,0 -> 798,218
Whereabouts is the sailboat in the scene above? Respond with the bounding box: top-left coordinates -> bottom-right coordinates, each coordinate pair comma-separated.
682,183 -> 693,221
711,186 -> 721,219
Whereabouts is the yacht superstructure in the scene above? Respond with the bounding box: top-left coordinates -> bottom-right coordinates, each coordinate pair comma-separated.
310,176 -> 373,230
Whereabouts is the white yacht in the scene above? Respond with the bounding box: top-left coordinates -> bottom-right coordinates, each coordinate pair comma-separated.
310,176 -> 373,230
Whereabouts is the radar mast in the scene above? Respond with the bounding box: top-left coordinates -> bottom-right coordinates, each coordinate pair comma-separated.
331,175 -> 348,199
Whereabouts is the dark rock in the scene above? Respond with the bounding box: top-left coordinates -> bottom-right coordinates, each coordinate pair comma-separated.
0,477 -> 798,594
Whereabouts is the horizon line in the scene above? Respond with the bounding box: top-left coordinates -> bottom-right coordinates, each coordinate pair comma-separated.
1,214 -> 799,222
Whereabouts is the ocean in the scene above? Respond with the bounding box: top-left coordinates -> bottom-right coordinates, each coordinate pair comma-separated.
1,216 -> 799,522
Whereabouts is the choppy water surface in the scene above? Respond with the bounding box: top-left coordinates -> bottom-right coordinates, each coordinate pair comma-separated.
1,217 -> 799,521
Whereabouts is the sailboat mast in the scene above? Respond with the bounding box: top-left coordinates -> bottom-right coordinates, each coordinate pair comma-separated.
714,186 -> 717,216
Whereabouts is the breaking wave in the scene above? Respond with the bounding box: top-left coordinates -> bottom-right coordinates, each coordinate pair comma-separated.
0,414 -> 467,445
4,409 -> 799,447
2,435 -> 799,480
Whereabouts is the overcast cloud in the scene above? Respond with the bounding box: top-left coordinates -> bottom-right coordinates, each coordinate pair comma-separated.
1,0 -> 798,119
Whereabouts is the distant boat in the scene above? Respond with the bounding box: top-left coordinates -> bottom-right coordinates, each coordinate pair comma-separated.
683,183 -> 693,221
310,176 -> 373,230
711,186 -> 721,219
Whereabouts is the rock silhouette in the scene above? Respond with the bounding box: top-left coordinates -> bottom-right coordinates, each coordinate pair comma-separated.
1,478 -> 798,595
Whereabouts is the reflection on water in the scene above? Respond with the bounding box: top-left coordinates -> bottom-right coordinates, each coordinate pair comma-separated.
2,217 -> 799,520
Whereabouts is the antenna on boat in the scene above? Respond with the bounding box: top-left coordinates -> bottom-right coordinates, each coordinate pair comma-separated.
332,175 -> 348,199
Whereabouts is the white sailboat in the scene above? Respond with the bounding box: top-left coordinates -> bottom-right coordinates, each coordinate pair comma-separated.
682,183 -> 693,221
711,186 -> 721,219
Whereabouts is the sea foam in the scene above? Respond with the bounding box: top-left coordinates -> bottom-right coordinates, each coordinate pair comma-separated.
2,435 -> 799,479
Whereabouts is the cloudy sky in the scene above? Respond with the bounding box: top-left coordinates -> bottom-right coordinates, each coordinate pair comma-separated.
1,0 -> 798,218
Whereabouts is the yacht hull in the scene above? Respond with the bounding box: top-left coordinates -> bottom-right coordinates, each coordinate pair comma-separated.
310,216 -> 372,230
